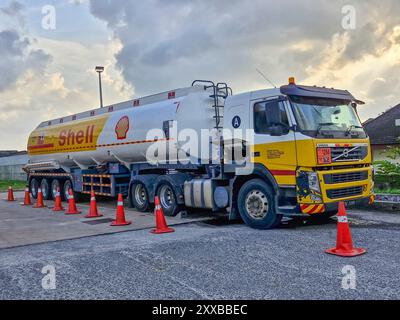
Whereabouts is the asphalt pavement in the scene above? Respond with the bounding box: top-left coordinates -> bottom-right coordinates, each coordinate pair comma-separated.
1,206 -> 399,300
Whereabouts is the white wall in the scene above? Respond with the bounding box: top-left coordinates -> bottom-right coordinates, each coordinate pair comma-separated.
0,154 -> 28,181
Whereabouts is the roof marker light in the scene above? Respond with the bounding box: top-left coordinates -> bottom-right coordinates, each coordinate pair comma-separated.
168,91 -> 176,99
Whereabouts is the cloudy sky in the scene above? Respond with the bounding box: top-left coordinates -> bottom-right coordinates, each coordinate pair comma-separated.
0,0 -> 399,150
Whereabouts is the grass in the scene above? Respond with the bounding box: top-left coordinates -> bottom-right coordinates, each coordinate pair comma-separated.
375,188 -> 400,195
0,180 -> 27,192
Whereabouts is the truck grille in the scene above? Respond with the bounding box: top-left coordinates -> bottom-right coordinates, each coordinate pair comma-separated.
326,186 -> 363,199
331,146 -> 368,162
324,171 -> 368,184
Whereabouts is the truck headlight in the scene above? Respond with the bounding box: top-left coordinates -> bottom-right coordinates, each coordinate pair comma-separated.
308,172 -> 321,193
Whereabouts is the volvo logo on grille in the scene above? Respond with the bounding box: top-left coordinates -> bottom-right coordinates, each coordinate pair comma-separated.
343,149 -> 349,158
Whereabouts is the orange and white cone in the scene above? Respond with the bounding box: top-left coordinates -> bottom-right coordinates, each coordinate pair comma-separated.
110,194 -> 131,226
6,186 -> 15,201
85,190 -> 103,218
325,202 -> 366,257
52,188 -> 64,212
151,196 -> 174,234
21,187 -> 32,206
65,189 -> 81,215
33,188 -> 46,208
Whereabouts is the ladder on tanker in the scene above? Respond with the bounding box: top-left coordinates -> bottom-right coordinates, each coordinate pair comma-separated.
191,80 -> 232,130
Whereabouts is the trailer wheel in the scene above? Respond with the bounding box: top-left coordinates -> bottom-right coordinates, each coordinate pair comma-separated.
63,180 -> 82,203
131,183 -> 152,212
157,182 -> 182,216
51,179 -> 63,200
237,179 -> 282,229
30,178 -> 39,199
40,179 -> 51,200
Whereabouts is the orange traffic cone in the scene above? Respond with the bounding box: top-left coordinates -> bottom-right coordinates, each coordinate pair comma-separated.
65,189 -> 81,215
52,188 -> 64,212
110,194 -> 131,226
85,190 -> 103,218
21,187 -> 32,206
6,186 -> 15,201
33,188 -> 46,208
151,196 -> 174,234
325,202 -> 366,257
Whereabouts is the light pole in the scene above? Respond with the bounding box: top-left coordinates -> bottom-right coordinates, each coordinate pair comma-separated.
95,66 -> 104,108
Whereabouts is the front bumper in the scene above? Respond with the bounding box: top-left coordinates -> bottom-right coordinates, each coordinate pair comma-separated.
286,165 -> 374,217
281,196 -> 372,217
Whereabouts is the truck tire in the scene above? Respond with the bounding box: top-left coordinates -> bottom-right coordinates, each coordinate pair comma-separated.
157,182 -> 182,216
63,179 -> 83,203
40,178 -> 51,200
30,178 -> 39,199
51,179 -> 64,200
237,179 -> 282,229
131,183 -> 152,212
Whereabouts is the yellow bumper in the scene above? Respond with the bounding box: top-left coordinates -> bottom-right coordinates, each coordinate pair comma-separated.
298,166 -> 374,206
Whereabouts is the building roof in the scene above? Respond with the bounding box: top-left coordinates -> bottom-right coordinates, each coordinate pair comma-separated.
0,151 -> 27,158
363,103 -> 400,145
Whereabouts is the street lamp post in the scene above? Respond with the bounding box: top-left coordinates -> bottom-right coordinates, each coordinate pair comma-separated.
95,66 -> 104,108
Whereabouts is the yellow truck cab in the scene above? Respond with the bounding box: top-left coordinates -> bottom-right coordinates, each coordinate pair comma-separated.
224,77 -> 373,228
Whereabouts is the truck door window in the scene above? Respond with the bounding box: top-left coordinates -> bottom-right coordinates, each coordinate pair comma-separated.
254,100 -> 289,134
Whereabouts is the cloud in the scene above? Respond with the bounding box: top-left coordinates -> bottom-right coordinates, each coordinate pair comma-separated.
0,1 -> 52,92
0,30 -> 53,91
1,0 -> 23,16
89,0 -> 400,123
2,0 -> 400,150
0,1 -> 131,150
0,0 -> 25,30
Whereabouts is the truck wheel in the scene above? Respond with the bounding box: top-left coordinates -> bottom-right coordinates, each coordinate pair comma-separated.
131,183 -> 152,212
30,178 -> 39,199
40,179 -> 51,200
51,179 -> 63,200
237,179 -> 282,229
63,180 -> 82,202
157,183 -> 182,216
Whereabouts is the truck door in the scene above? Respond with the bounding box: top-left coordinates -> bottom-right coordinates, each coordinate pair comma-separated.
251,98 -> 297,186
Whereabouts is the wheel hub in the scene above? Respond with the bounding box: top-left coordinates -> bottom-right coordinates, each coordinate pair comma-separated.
159,185 -> 174,209
134,184 -> 147,206
245,190 -> 269,220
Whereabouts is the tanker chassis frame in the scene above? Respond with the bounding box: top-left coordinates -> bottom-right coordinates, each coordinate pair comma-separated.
26,156 -> 372,230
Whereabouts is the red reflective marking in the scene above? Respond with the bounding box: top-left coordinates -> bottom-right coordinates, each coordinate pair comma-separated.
270,170 -> 296,176
28,144 -> 54,150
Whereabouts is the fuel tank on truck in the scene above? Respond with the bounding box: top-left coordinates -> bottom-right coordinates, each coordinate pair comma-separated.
26,85 -> 221,170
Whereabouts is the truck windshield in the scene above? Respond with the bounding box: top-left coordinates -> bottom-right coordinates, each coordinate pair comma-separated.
289,96 -> 366,138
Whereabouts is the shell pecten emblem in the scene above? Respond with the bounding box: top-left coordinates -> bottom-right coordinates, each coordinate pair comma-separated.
115,116 -> 129,140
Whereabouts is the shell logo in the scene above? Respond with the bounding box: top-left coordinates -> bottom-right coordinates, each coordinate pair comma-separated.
115,116 -> 129,140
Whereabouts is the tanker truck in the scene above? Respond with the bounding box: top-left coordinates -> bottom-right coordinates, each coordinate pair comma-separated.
25,78 -> 374,229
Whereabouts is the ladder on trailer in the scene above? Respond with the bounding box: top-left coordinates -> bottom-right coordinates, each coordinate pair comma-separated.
191,80 -> 232,130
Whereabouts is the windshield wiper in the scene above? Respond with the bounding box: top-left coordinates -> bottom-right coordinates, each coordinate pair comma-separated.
316,122 -> 335,136
345,125 -> 363,136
